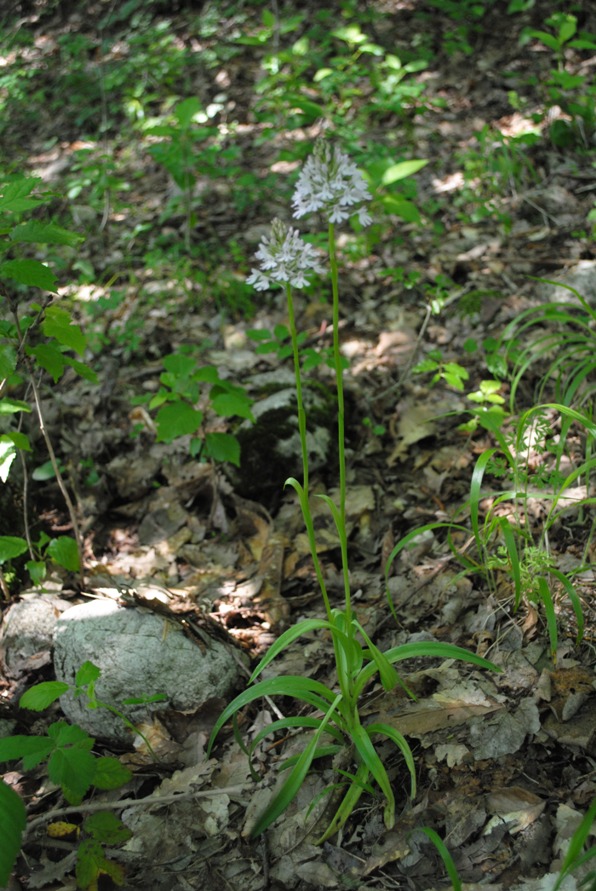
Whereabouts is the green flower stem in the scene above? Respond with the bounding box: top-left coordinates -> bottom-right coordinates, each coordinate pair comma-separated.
285,283 -> 332,621
328,223 -> 352,625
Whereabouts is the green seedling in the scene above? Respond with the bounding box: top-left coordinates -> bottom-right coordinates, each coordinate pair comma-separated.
0,660 -> 162,889
133,349 -> 254,467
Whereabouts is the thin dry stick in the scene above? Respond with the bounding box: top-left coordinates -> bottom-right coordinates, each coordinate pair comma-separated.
25,784 -> 246,837
25,365 -> 85,579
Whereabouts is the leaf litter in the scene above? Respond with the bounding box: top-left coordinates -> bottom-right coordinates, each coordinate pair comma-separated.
0,2 -> 595,889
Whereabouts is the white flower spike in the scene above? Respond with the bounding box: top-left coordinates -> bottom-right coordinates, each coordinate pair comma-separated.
292,141 -> 372,227
246,218 -> 323,291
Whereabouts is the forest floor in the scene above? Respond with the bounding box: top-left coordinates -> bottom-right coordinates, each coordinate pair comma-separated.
1,1 -> 596,889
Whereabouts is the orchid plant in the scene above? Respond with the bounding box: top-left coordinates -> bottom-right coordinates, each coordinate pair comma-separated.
208,141 -> 499,842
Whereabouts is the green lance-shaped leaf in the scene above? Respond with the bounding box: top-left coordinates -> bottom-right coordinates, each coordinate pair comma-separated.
249,695 -> 343,837
207,675 -> 343,756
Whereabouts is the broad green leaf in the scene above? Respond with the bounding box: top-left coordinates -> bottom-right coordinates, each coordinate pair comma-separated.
381,159 -> 428,185
0,398 -> 30,415
65,355 -> 97,383
0,733 -> 53,765
162,353 -> 197,377
76,661 -> 101,686
0,779 -> 26,887
0,259 -> 57,292
175,96 -> 202,128
92,757 -> 133,791
83,810 -> 132,845
0,176 -> 43,213
75,838 -> 109,889
47,536 -> 80,572
379,195 -> 421,223
0,535 -> 28,563
0,344 -> 16,378
27,343 -> 66,382
48,746 -> 97,804
26,560 -> 46,585
20,681 -> 70,711
155,402 -> 203,442
1,431 -> 31,451
204,431 -> 241,466
10,220 -> 82,246
42,306 -> 86,355
32,459 -> 59,481
210,392 -> 254,420
194,365 -> 221,384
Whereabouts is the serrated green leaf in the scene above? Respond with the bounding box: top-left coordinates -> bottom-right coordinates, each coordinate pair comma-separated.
0,733 -> 53,767
42,306 -> 86,355
26,560 -> 46,584
49,721 -> 93,747
155,402 -> 203,442
75,838 -> 108,888
27,343 -> 66,382
83,810 -> 132,844
0,176 -> 43,213
47,536 -> 80,572
65,355 -> 98,383
76,661 -> 101,686
48,746 -> 97,804
92,757 -> 133,792
20,681 -> 70,711
0,344 -> 17,378
0,779 -> 26,887
204,432 -> 241,466
9,220 -> 83,246
210,392 -> 254,420
0,535 -> 28,563
0,259 -> 58,292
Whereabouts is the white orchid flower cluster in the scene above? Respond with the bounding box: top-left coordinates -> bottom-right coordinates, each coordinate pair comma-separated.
246,141 -> 371,291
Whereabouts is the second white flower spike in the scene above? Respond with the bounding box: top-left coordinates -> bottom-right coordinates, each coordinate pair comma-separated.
292,141 -> 372,227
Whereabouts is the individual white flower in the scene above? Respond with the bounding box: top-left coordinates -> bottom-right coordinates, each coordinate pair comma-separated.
246,218 -> 323,291
292,141 -> 372,227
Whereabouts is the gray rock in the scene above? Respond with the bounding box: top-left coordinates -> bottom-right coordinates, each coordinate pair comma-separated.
0,593 -> 71,677
53,600 -> 241,742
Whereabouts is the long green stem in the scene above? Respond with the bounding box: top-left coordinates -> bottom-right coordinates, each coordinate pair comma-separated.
328,223 -> 352,624
285,283 -> 332,620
